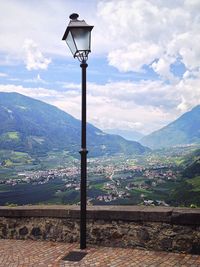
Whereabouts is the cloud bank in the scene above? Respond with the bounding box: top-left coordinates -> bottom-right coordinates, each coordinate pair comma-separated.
0,0 -> 200,134
2,74 -> 199,134
98,0 -> 200,80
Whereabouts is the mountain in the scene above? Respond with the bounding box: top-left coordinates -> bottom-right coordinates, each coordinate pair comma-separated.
183,158 -> 200,179
141,105 -> 200,149
104,128 -> 144,141
169,149 -> 200,207
0,92 -> 149,157
182,149 -> 200,178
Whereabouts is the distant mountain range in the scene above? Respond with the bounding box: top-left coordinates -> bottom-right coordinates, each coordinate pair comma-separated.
0,92 -> 149,157
141,105 -> 200,149
105,128 -> 144,141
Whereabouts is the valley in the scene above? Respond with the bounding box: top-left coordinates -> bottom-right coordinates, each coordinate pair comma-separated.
1,145 -> 199,207
1,92 -> 200,208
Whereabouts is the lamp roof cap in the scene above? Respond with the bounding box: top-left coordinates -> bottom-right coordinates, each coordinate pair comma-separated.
62,13 -> 93,41
69,13 -> 79,20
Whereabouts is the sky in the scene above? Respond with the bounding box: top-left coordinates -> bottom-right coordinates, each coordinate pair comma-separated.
0,0 -> 200,135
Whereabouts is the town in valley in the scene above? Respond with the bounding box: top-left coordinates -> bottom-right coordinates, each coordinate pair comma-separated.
0,146 -> 191,207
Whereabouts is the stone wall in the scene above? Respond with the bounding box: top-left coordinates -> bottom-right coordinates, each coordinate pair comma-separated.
0,205 -> 200,254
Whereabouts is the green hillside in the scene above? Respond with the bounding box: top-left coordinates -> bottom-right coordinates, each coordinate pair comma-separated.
0,92 -> 149,158
169,149 -> 200,207
141,105 -> 200,149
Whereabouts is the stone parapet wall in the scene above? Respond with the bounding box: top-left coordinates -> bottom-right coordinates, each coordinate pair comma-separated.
0,205 -> 200,254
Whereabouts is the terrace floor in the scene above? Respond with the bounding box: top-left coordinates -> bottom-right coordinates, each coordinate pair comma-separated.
0,239 -> 200,267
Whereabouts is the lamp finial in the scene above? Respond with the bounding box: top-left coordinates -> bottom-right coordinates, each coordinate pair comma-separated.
69,13 -> 79,20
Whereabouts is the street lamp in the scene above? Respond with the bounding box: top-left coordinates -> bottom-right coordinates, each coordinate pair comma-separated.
62,13 -> 93,250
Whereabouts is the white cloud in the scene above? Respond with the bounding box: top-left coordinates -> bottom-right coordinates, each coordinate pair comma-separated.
23,39 -> 51,70
0,84 -> 57,100
177,96 -> 188,112
0,0 -> 200,76
108,42 -> 161,72
151,56 -> 177,82
0,0 -> 98,61
0,72 -> 8,77
24,74 -> 47,84
60,76 -> 200,133
97,0 -> 200,80
0,80 -> 179,134
176,71 -> 200,112
1,68 -> 200,134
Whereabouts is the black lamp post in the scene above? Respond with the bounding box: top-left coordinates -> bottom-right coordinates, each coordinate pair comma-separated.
62,13 -> 93,250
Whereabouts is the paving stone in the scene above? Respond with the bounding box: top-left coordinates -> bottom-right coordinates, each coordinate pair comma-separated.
0,239 -> 200,266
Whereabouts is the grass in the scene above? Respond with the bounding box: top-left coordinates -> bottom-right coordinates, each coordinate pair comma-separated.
2,159 -> 13,167
0,184 -> 11,193
131,188 -> 151,194
7,132 -> 20,140
173,157 -> 185,166
1,131 -> 20,141
91,182 -> 106,191
0,150 -> 33,168
0,178 -> 66,205
0,149 -> 77,177
187,176 -> 200,192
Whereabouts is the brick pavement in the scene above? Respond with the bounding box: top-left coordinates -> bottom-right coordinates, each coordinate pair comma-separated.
0,239 -> 200,267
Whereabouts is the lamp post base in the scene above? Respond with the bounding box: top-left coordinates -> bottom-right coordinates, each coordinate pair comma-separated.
62,251 -> 87,262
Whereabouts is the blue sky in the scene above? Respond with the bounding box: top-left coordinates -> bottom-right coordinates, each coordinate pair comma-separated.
0,0 -> 200,134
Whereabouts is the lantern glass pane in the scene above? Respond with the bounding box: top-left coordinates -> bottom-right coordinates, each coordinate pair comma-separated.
66,31 -> 77,56
71,28 -> 91,52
